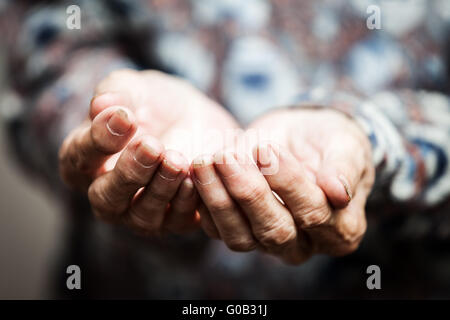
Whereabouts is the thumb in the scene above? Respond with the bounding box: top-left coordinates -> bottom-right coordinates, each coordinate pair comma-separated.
316,153 -> 363,209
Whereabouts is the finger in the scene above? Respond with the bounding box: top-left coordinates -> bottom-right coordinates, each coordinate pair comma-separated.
213,151 -> 297,251
197,202 -> 221,239
164,177 -> 201,234
192,154 -> 256,251
315,140 -> 367,209
252,143 -> 332,229
254,143 -> 366,258
128,150 -> 189,235
90,92 -> 131,120
88,135 -> 164,221
312,186 -> 368,256
253,144 -> 331,263
59,107 -> 137,189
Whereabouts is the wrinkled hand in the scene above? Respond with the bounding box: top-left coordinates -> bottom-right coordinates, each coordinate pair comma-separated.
192,108 -> 375,264
59,69 -> 238,235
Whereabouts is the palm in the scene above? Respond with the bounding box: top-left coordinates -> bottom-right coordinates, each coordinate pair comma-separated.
97,70 -> 239,163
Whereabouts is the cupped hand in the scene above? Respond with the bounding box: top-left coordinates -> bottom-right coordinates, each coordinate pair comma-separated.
192,108 -> 375,264
59,69 -> 238,236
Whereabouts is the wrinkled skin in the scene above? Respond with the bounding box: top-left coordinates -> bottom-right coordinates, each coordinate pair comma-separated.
193,109 -> 374,264
59,70 -> 375,264
59,70 -> 238,235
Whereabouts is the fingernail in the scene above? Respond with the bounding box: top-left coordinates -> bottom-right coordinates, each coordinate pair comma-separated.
257,144 -> 278,167
134,142 -> 161,168
338,174 -> 352,201
158,152 -> 184,181
255,144 -> 279,175
107,108 -> 132,136
192,155 -> 216,185
214,151 -> 242,178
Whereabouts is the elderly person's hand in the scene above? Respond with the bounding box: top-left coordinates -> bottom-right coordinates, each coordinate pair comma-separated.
192,108 -> 375,264
59,69 -> 238,236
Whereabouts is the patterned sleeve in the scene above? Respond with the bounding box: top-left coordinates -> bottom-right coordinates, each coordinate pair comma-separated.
0,0 -> 149,186
294,88 -> 450,211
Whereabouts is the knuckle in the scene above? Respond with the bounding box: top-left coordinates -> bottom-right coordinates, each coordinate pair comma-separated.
90,127 -> 111,154
225,237 -> 257,252
58,138 -> 89,188
295,197 -> 330,229
256,219 -> 296,248
147,184 -> 173,203
60,142 -> 78,170
277,169 -> 304,193
115,166 -> 146,187
67,151 -> 81,172
334,211 -> 366,245
235,183 -> 267,207
72,134 -> 92,172
59,134 -> 82,170
284,173 -> 301,191
209,198 -> 233,215
88,182 -> 121,217
298,209 -> 328,229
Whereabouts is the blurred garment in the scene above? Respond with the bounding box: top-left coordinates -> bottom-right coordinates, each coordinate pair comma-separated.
0,0 -> 450,298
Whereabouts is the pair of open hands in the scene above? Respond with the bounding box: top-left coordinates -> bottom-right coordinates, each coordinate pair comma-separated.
59,70 -> 374,264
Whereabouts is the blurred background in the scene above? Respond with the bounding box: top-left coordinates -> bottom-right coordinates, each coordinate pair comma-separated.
0,49 -> 63,299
